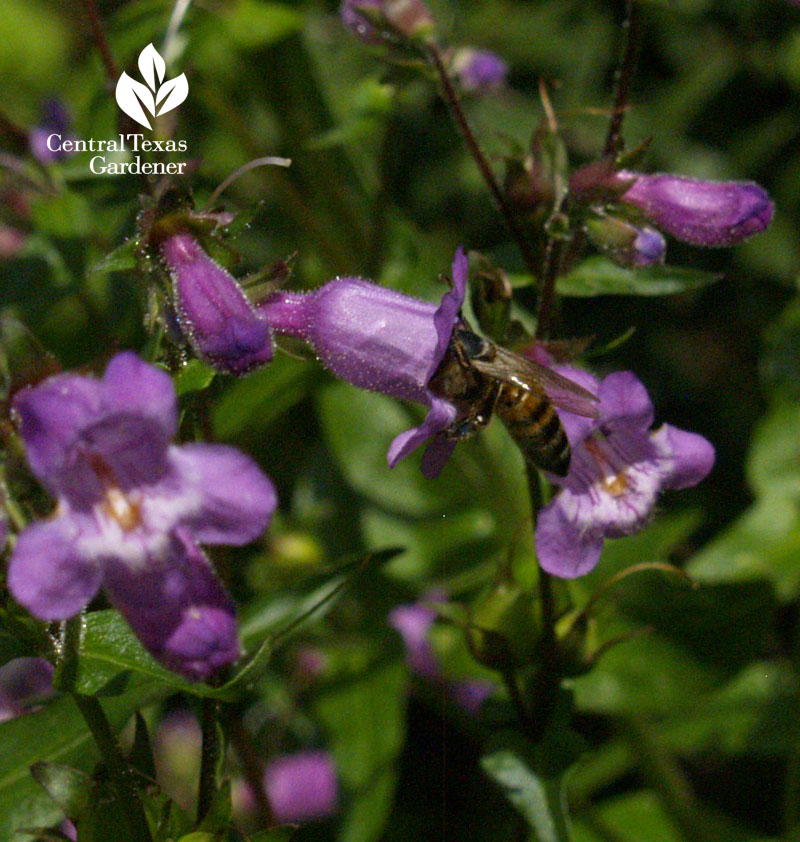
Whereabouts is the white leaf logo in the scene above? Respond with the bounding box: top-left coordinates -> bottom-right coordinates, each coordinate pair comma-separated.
115,43 -> 188,130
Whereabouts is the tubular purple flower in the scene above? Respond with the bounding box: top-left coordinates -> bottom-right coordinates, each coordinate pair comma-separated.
389,593 -> 494,714
29,99 -> 73,165
0,657 -> 54,722
7,353 -> 277,680
618,170 -> 774,247
161,233 -> 273,375
452,48 -> 508,93
264,752 -> 339,824
259,248 -> 469,478
535,366 -> 715,578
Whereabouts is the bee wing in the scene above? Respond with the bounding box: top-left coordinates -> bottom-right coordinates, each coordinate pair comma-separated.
471,346 -> 600,418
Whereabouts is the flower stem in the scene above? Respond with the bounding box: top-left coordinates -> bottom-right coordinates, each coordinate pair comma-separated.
603,0 -> 641,159
426,43 -> 540,280
197,698 -> 221,822
80,0 -> 119,86
222,708 -> 275,827
73,693 -> 154,842
534,234 -> 564,340
526,463 -> 561,740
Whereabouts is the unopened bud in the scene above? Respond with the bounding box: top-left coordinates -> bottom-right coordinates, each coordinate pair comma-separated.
584,212 -> 666,267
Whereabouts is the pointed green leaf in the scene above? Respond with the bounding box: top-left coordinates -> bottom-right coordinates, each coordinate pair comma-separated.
556,257 -> 720,297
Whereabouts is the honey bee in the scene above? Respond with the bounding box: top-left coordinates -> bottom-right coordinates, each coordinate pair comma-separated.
428,324 -> 599,476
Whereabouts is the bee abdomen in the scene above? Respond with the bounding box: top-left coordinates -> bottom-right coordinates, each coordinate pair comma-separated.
496,383 -> 571,476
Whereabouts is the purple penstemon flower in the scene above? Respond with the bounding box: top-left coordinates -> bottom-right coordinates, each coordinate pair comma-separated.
618,170 -> 773,247
264,751 -> 339,824
451,48 -> 508,93
389,594 -> 494,714
161,233 -> 273,375
7,352 -> 277,680
258,249 -> 468,478
535,366 -> 714,579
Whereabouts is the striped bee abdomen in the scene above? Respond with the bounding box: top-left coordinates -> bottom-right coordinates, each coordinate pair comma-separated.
495,382 -> 571,476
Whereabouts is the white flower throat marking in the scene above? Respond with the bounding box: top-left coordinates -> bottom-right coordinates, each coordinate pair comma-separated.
87,452 -> 142,532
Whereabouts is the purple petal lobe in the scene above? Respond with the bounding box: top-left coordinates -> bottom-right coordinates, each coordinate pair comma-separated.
620,171 -> 774,247
598,371 -> 654,430
8,515 -> 104,620
13,375 -> 104,495
430,246 -> 469,380
420,435 -> 458,479
163,234 -> 272,375
264,751 -> 339,824
102,530 -> 240,681
169,443 -> 277,544
102,352 -> 177,443
387,395 -> 457,468
535,499 -> 604,578
388,600 -> 440,680
655,424 -> 715,490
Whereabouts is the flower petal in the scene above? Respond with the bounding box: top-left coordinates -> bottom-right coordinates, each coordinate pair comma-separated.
0,657 -> 54,722
13,375 -> 103,493
535,498 -> 604,578
387,395 -> 457,468
429,246 -> 468,380
8,515 -> 104,620
102,530 -> 240,681
169,443 -> 277,545
598,371 -> 654,430
420,436 -> 458,479
101,352 -> 177,442
656,424 -> 715,490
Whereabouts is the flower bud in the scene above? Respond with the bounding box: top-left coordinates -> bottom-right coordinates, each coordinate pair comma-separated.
340,0 -> 435,44
465,580 -> 540,671
161,233 -> 272,375
584,212 -> 666,267
451,48 -> 508,92
618,170 -> 773,247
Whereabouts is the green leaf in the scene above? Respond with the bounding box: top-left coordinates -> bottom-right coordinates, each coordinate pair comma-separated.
315,660 -> 407,842
572,791 -> 682,842
29,763 -> 90,822
481,747 -> 573,842
87,239 -> 138,279
688,495 -> 800,601
174,359 -> 217,396
0,677 -> 169,842
30,192 -> 91,240
248,828 -> 297,842
220,0 -> 303,49
556,257 -> 721,297
213,354 -> 315,440
746,402 -> 800,500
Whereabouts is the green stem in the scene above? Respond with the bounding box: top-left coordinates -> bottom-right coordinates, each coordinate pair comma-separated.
73,694 -> 154,842
426,42 -> 540,280
222,709 -> 275,827
197,698 -> 221,823
526,464 -> 561,740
